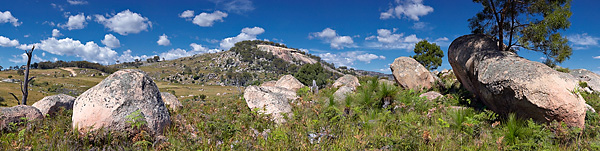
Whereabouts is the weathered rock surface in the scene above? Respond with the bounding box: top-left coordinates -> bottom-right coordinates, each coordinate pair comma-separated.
32,94 -> 75,116
244,86 -> 295,124
1,105 -> 43,130
570,69 -> 600,92
334,86 -> 355,102
257,44 -> 318,65
261,81 -> 277,87
390,57 -> 438,90
419,91 -> 443,101
72,69 -> 171,136
448,34 -> 586,128
161,92 -> 183,111
275,75 -> 305,91
332,75 -> 360,89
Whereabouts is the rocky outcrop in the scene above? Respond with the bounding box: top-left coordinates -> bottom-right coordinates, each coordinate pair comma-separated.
570,69 -> 600,92
257,45 -> 318,65
32,94 -> 75,116
390,57 -> 438,90
332,75 -> 360,89
72,69 -> 171,136
275,75 -> 305,91
334,86 -> 354,102
419,91 -> 443,101
448,34 -> 586,128
1,105 -> 43,130
244,86 -> 295,124
161,92 -> 183,111
261,81 -> 277,87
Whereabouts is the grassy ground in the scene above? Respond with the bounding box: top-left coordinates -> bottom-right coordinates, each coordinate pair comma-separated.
1,74 -> 599,150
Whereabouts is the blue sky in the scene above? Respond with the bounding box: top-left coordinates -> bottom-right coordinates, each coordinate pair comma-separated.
0,0 -> 598,74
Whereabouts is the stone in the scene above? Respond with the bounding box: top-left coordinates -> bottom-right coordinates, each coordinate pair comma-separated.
332,75 -> 360,89
390,57 -> 438,90
585,103 -> 596,113
160,92 -> 183,111
1,105 -> 43,131
261,81 -> 277,87
334,86 -> 354,102
243,86 -> 295,124
569,69 -> 600,92
275,75 -> 305,91
32,94 -> 75,116
448,34 -> 586,128
419,91 -> 443,101
72,69 -> 171,136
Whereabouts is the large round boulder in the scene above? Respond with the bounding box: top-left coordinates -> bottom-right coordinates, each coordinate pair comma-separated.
332,75 -> 360,89
32,94 -> 75,116
72,69 -> 171,136
1,105 -> 43,131
244,86 -> 295,124
160,92 -> 183,111
390,57 -> 438,90
275,75 -> 305,91
448,34 -> 586,128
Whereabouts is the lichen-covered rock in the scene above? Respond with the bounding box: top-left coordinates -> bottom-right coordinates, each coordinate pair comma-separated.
419,91 -> 443,101
334,86 -> 354,102
32,94 -> 75,116
261,81 -> 277,87
569,69 -> 600,92
390,57 -> 438,90
332,75 -> 360,89
72,69 -> 171,136
1,105 -> 43,131
244,86 -> 295,124
275,75 -> 305,91
161,92 -> 183,111
448,34 -> 586,128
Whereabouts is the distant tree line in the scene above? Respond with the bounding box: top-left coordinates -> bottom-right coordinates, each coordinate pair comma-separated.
34,60 -> 118,73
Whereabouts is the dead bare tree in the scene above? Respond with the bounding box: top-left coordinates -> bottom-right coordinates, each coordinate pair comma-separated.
17,46 -> 36,105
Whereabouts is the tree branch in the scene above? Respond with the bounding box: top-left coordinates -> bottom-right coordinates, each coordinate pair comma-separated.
9,93 -> 19,105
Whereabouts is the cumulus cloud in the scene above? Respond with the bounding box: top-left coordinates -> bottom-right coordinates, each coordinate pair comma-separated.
318,51 -> 385,67
309,28 -> 355,49
365,28 -> 422,50
593,56 -> 600,59
381,0 -> 434,21
220,27 -> 265,50
209,0 -> 255,14
67,0 -> 88,5
0,35 -> 19,47
117,49 -> 148,63
59,13 -> 90,30
52,29 -> 62,37
0,11 -> 21,27
95,10 -> 152,35
34,37 -> 118,64
9,53 -> 45,64
157,34 -> 171,46
101,34 -> 120,48
568,33 -> 599,48
160,43 -> 219,60
184,11 -> 228,27
179,10 -> 195,18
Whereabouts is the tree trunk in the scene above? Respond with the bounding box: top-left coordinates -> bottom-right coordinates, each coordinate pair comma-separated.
21,46 -> 34,105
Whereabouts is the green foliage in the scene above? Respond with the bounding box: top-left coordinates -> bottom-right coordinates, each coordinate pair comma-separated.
198,94 -> 207,101
579,81 -> 588,88
37,60 -> 118,73
412,40 -> 444,70
297,86 -> 310,97
294,62 -> 330,88
469,0 -> 573,65
555,67 -> 570,73
125,109 -> 147,130
229,40 -> 299,74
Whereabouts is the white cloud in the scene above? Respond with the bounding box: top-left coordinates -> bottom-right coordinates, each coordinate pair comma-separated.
318,51 -> 385,67
51,3 -> 65,12
593,56 -> 600,59
23,34 -> 30,38
67,0 -> 88,5
434,37 -> 448,42
220,27 -> 265,50
101,34 -> 120,48
59,13 -> 89,30
52,29 -> 63,37
9,53 -> 45,64
117,49 -> 148,63
309,28 -> 355,49
157,34 -> 171,46
188,11 -> 228,27
210,0 -> 255,14
0,36 -> 19,47
0,11 -> 21,27
179,10 -> 195,18
365,28 -> 423,50
568,33 -> 599,48
35,37 -> 118,64
160,43 -> 219,60
95,10 -> 152,35
381,0 -> 434,21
